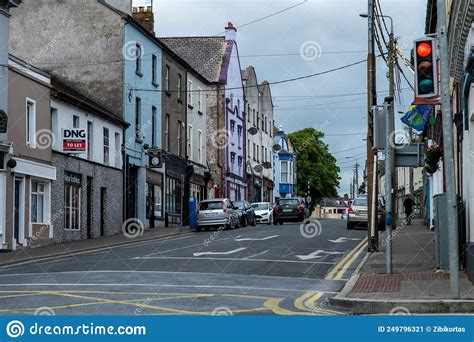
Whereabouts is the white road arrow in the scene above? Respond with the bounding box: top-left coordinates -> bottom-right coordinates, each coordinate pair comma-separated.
329,237 -> 362,244
296,250 -> 344,261
234,235 -> 279,242
193,247 -> 247,257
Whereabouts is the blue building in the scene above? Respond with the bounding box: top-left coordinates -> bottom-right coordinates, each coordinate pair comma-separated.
273,126 -> 297,203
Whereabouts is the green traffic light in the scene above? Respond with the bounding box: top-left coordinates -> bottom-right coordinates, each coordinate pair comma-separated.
419,79 -> 434,94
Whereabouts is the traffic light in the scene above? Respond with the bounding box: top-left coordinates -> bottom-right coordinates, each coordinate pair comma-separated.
414,37 -> 438,98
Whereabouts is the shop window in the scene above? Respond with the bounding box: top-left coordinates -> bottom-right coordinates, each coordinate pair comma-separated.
31,181 -> 45,223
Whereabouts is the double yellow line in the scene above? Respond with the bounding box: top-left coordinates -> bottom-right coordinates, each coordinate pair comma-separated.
325,237 -> 368,280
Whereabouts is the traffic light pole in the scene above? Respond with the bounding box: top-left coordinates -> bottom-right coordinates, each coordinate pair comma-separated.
366,0 -> 378,252
436,0 -> 460,299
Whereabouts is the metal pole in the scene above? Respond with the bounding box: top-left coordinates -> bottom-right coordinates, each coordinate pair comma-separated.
366,0 -> 378,251
384,98 -> 393,274
371,153 -> 378,240
436,0 -> 460,299
355,159 -> 359,195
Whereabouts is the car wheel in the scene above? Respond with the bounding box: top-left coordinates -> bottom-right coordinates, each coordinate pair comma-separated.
251,216 -> 257,226
347,222 -> 353,230
242,216 -> 248,228
196,226 -> 202,232
279,220 -> 284,225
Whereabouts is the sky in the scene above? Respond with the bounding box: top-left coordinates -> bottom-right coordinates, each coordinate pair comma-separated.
134,0 -> 427,197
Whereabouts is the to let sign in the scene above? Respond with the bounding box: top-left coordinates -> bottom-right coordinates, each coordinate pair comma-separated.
62,128 -> 87,154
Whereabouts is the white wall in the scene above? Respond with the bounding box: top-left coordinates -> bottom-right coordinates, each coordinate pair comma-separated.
51,99 -> 123,169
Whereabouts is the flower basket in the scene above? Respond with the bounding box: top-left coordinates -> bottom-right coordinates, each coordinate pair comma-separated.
424,164 -> 438,174
425,146 -> 442,167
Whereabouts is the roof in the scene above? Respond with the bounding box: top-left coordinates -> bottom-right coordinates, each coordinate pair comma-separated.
51,77 -> 129,128
159,37 -> 227,83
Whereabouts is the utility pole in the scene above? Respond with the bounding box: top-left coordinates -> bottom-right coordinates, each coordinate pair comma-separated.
355,160 -> 359,195
384,97 -> 394,274
436,0 -> 460,299
365,0 -> 378,251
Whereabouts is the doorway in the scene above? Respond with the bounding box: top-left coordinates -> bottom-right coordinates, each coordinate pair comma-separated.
100,187 -> 106,237
13,177 -> 24,247
86,177 -> 93,239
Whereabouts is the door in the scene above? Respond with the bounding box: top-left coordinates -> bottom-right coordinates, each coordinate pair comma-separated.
126,165 -> 138,219
13,178 -> 24,245
86,177 -> 93,239
100,187 -> 106,237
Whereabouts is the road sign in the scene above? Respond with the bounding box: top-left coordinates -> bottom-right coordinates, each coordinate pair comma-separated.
394,143 -> 424,167
62,128 -> 87,154
148,148 -> 162,168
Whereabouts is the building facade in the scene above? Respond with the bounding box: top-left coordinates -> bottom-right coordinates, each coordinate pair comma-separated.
50,78 -> 127,243
242,66 -> 274,203
273,126 -> 297,203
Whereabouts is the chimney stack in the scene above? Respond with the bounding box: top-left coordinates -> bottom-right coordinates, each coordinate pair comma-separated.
225,21 -> 237,42
132,4 -> 154,34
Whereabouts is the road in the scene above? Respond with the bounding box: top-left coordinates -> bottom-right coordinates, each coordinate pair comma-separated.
0,219 -> 367,315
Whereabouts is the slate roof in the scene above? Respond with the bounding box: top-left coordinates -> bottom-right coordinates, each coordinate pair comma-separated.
159,37 -> 227,84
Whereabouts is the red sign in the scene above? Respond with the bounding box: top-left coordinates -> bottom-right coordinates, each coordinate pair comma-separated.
62,128 -> 87,154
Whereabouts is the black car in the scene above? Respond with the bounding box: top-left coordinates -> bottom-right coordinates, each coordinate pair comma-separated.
273,198 -> 310,225
233,201 -> 257,227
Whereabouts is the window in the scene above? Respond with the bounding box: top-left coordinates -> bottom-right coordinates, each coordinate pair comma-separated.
165,65 -> 170,91
253,143 -> 256,161
198,130 -> 203,163
248,139 -> 250,158
165,114 -> 170,151
135,98 -> 141,140
230,120 -> 235,134
64,177 -> 81,230
197,87 -> 203,112
237,125 -> 242,148
247,104 -> 250,122
237,99 -> 240,113
257,144 -> 260,162
264,116 -> 268,133
230,152 -> 236,172
281,161 -> 289,183
152,106 -> 157,147
238,156 -> 243,173
152,54 -> 157,85
252,109 -> 256,126
262,146 -> 265,163
187,124 -> 193,160
26,100 -> 36,147
265,147 -> 268,163
87,121 -> 93,160
103,127 -> 109,165
115,132 -> 120,168
187,79 -> 192,106
31,181 -> 45,223
256,112 -> 259,130
135,43 -> 142,75
73,115 -> 80,128
165,177 -> 181,214
177,74 -> 182,101
177,121 -> 182,156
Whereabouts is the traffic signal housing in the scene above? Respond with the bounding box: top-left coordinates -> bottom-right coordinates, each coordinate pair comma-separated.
414,37 -> 438,98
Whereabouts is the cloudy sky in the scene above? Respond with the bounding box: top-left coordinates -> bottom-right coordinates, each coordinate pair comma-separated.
134,0 -> 426,196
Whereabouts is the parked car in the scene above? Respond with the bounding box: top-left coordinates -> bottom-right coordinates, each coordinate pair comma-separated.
273,198 -> 310,225
233,201 -> 256,227
251,202 -> 274,224
347,195 -> 386,230
196,198 -> 239,232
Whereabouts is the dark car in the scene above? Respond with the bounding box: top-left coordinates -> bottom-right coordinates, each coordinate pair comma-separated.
233,201 -> 256,227
273,198 -> 310,225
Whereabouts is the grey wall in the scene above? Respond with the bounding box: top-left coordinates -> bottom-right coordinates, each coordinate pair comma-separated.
51,152 -> 124,243
104,0 -> 131,14
9,0 -> 125,117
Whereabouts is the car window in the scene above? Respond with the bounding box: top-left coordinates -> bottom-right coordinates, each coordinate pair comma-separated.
199,201 -> 223,210
352,198 -> 368,206
279,199 -> 299,206
252,203 -> 269,210
233,201 -> 245,210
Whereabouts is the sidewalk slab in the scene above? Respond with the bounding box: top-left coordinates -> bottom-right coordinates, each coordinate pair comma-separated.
329,219 -> 474,314
0,227 -> 192,267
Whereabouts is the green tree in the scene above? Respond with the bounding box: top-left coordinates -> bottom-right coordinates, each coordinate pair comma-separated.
288,128 -> 340,210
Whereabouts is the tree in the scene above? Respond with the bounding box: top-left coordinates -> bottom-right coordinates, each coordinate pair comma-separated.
288,128 -> 341,210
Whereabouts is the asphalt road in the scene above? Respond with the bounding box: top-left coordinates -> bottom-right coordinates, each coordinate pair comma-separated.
0,219 -> 368,315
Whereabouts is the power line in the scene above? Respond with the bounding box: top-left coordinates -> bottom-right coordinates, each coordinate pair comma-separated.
331,145 -> 366,154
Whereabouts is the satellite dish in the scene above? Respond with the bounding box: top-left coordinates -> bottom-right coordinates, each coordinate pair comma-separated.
262,162 -> 272,169
273,144 -> 281,152
248,127 -> 258,136
253,164 -> 263,173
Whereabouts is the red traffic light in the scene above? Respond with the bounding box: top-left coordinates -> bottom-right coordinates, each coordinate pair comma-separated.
417,42 -> 432,58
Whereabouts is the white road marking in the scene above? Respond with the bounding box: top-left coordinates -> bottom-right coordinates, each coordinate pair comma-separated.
234,235 -> 279,242
133,256 -> 336,264
296,250 -> 344,261
193,247 -> 247,257
243,250 -> 270,260
328,237 -> 362,244
144,238 -> 231,257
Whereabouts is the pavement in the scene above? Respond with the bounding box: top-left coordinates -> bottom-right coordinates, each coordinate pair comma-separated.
0,219 -> 368,315
330,219 -> 474,314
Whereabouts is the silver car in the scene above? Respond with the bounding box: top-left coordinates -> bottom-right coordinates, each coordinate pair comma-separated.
196,198 -> 240,232
347,195 -> 368,229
